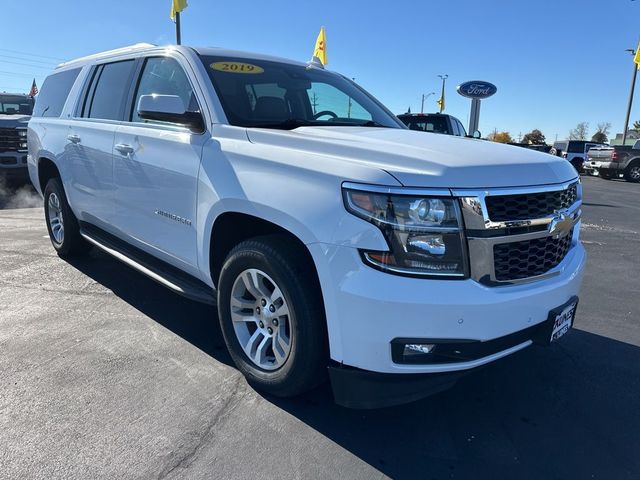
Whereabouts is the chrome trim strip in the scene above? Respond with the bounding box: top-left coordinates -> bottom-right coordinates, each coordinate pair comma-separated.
342,181 -> 452,198
457,179 -> 582,231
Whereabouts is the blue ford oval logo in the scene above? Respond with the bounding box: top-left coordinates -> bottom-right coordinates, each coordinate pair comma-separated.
456,81 -> 497,99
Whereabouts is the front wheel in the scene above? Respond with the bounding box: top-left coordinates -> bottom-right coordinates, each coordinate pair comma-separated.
217,235 -> 327,397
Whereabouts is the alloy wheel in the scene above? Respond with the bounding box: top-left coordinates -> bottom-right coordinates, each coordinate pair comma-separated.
229,268 -> 292,370
47,192 -> 65,245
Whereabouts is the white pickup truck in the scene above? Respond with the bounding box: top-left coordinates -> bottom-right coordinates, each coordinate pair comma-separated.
28,44 -> 586,408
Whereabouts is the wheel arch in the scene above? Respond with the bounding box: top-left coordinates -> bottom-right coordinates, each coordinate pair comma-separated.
208,211 -> 320,291
37,156 -> 61,193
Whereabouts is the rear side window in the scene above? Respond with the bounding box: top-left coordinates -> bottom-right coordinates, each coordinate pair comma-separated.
456,119 -> 467,136
84,60 -> 136,121
567,141 -> 585,153
32,68 -> 81,117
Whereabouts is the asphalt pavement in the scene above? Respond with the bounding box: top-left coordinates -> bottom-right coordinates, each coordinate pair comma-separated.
0,176 -> 638,479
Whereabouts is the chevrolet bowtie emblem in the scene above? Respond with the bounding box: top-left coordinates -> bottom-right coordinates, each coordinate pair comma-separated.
548,210 -> 573,238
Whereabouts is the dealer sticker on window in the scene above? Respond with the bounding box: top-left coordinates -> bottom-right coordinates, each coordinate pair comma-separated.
211,62 -> 264,74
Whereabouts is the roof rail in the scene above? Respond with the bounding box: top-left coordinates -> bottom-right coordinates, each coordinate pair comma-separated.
57,43 -> 157,68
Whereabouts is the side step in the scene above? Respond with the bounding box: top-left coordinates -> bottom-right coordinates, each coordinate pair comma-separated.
79,223 -> 216,305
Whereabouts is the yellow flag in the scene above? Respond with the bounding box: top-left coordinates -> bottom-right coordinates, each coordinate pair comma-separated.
635,41 -> 640,70
313,27 -> 327,66
437,92 -> 445,112
170,0 -> 188,21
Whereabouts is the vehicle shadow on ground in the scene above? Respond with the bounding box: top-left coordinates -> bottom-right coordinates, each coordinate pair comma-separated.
68,250 -> 640,480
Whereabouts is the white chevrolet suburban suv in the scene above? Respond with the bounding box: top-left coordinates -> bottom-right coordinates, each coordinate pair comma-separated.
28,44 -> 586,408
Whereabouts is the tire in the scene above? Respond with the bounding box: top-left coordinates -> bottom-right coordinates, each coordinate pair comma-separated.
217,235 -> 327,397
43,177 -> 91,257
599,171 -> 612,180
624,164 -> 640,183
570,158 -> 584,174
549,147 -> 558,156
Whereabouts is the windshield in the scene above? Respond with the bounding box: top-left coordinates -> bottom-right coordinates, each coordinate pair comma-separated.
0,95 -> 34,115
199,55 -> 403,129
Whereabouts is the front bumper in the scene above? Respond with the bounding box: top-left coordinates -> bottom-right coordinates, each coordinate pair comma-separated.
310,234 -> 585,375
599,162 -> 624,178
0,151 -> 29,179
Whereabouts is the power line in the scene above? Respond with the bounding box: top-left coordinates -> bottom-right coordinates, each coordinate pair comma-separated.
0,59 -> 54,70
0,48 -> 65,62
0,54 -> 56,66
0,70 -> 38,77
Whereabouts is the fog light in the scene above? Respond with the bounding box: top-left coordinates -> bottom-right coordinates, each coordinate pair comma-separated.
403,343 -> 435,355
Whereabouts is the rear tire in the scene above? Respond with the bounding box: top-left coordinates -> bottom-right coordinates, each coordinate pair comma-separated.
217,235 -> 327,397
43,178 -> 91,257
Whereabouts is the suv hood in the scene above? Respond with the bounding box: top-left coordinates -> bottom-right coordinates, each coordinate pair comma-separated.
0,114 -> 30,128
247,127 -> 577,188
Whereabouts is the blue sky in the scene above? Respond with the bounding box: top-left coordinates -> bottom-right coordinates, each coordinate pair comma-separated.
1,0 -> 638,141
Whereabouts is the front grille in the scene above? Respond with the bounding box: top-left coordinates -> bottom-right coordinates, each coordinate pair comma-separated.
493,230 -> 573,281
0,128 -> 24,152
486,183 -> 578,221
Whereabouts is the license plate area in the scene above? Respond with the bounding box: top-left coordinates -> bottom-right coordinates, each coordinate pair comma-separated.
546,297 -> 578,344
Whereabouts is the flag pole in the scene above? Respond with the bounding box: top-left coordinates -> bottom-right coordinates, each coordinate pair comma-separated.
175,11 -> 182,45
623,46 -> 638,145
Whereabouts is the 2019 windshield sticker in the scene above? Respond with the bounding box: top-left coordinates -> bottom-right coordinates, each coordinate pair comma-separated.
210,62 -> 264,74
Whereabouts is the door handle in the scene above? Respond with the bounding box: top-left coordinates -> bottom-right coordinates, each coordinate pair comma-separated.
114,143 -> 134,156
67,134 -> 81,144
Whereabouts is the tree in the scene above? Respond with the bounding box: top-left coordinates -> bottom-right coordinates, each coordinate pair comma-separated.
591,122 -> 611,143
488,131 -> 513,143
633,120 -> 640,131
568,122 -> 589,140
521,129 -> 546,145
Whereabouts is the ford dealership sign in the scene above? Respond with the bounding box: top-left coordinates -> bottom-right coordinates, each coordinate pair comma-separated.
456,81 -> 497,99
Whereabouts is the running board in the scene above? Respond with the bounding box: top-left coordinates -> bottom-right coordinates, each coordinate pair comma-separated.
79,224 -> 216,305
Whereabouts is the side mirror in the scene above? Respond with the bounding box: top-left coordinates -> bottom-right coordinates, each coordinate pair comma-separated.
472,130 -> 482,139
137,94 -> 204,132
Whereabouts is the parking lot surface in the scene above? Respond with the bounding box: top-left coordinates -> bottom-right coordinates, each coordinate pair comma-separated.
0,176 -> 638,479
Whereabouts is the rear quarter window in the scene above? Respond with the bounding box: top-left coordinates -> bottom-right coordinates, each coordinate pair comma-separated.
32,68 -> 81,118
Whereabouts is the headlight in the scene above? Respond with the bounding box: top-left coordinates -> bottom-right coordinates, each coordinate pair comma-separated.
343,186 -> 468,278
17,129 -> 27,137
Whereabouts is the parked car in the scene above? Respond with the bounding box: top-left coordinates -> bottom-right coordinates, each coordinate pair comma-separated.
397,112 -> 468,137
0,93 -> 34,181
588,141 -> 640,182
28,44 -> 586,408
508,143 -> 553,154
550,140 -> 607,173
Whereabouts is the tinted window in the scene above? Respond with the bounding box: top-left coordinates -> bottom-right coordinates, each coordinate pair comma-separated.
567,141 -> 586,153
32,68 -> 81,117
402,116 -> 451,134
200,55 -> 401,129
86,60 -> 135,121
450,118 -> 460,136
131,57 -> 199,123
456,119 -> 467,136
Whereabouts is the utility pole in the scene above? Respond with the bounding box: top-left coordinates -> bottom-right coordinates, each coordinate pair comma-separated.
421,92 -> 435,113
517,132 -> 522,143
437,74 -> 448,113
622,47 -> 638,145
311,92 -> 319,114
